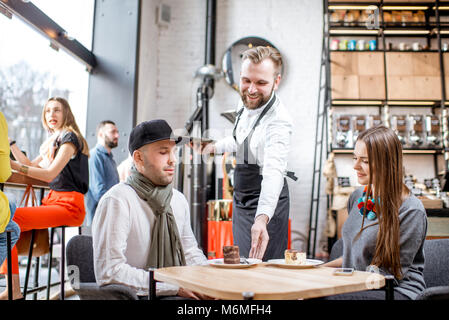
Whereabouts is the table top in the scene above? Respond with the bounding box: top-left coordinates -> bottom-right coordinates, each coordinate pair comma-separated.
155,263 -> 385,300
3,171 -> 49,188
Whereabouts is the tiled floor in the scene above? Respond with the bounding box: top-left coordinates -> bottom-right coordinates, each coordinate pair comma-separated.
0,263 -> 79,300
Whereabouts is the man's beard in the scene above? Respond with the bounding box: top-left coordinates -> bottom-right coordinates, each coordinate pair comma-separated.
105,137 -> 118,149
143,157 -> 174,186
240,84 -> 275,110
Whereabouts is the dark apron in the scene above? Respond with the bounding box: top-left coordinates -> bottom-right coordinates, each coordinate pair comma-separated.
232,95 -> 290,261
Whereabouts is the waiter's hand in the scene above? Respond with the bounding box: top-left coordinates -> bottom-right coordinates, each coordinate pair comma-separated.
249,214 -> 269,260
188,140 -> 215,155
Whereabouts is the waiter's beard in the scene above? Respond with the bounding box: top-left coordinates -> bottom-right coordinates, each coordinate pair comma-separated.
240,84 -> 275,110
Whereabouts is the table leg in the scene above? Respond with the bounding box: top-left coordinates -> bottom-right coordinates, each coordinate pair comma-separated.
243,292 -> 254,300
148,268 -> 156,300
384,275 -> 395,300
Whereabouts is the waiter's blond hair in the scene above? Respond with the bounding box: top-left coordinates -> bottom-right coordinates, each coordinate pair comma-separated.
242,46 -> 282,77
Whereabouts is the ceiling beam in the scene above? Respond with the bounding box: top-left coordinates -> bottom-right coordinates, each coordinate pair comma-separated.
0,0 -> 97,71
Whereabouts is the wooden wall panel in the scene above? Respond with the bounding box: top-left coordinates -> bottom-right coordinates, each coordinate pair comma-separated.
413,77 -> 442,100
412,53 -> 440,77
386,52 -> 413,76
330,52 -> 358,76
359,76 -> 385,99
331,75 -> 359,99
387,76 -> 415,100
357,52 -> 384,76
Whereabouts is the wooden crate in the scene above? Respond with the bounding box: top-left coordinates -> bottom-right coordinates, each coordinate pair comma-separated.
427,217 -> 449,239
418,196 -> 443,209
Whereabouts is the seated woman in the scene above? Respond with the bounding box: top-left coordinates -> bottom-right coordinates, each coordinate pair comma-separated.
323,125 -> 427,300
0,97 -> 89,300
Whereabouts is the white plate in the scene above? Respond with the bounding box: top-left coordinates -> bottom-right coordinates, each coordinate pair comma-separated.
207,258 -> 262,269
266,259 -> 324,269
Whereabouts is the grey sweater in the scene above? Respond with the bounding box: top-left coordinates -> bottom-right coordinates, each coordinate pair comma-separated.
342,187 -> 428,300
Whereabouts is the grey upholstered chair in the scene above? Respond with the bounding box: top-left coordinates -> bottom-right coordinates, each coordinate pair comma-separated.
66,235 -> 138,300
329,238 -> 343,261
329,238 -> 449,300
415,239 -> 449,300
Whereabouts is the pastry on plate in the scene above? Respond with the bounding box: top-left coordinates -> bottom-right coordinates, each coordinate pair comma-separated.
223,245 -> 240,264
285,249 -> 306,265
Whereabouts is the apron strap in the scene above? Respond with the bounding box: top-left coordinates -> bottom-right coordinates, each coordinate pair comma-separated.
286,171 -> 298,181
233,95 -> 277,164
232,108 -> 245,141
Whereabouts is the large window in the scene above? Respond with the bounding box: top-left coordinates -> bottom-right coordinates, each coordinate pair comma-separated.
0,0 -> 94,160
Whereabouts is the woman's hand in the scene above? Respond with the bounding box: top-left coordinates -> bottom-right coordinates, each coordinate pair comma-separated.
16,142 -> 76,182
321,257 -> 343,268
10,159 -> 20,171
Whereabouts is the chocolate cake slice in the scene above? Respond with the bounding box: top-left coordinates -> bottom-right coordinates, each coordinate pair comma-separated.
223,245 -> 240,264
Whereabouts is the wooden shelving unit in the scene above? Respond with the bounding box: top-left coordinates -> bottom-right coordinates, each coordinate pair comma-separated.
327,0 -> 449,169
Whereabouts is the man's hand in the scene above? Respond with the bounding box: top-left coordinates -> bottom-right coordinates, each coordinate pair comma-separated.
177,287 -> 215,300
249,214 -> 269,260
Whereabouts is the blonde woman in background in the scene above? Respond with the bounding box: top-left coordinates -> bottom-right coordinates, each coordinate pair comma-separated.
0,97 -> 89,300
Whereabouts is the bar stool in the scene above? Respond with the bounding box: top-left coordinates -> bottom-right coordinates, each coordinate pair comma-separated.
5,230 -> 13,301
45,226 -> 82,300
22,226 -> 68,300
46,226 -> 67,300
22,229 -> 49,300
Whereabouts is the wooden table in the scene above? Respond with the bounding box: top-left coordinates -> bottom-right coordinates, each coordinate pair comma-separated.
4,171 -> 49,189
154,264 -> 386,300
1,171 -> 49,203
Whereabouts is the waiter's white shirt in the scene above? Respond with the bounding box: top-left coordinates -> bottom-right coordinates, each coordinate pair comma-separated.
214,94 -> 293,221
92,182 -> 207,297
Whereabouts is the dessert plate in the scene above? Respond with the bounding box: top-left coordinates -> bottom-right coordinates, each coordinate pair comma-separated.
207,258 -> 262,269
266,259 -> 324,269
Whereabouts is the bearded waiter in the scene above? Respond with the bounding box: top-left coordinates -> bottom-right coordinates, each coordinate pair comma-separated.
203,46 -> 293,261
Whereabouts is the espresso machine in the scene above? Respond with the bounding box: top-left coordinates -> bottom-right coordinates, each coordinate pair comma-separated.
408,114 -> 425,148
390,115 -> 408,147
352,115 -> 367,145
334,114 -> 352,148
425,115 -> 442,148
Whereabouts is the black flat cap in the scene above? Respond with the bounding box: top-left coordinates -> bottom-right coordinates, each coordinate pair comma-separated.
128,119 -> 184,154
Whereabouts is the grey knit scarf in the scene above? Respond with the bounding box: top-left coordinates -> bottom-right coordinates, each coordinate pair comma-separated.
126,165 -> 186,268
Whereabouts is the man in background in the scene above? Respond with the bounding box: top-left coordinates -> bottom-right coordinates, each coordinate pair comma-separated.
85,120 -> 120,225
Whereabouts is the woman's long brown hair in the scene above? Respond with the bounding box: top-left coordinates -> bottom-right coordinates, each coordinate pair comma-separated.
41,97 -> 90,157
356,125 -> 407,279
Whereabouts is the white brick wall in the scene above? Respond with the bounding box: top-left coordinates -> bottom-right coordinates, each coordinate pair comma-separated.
137,0 -> 327,253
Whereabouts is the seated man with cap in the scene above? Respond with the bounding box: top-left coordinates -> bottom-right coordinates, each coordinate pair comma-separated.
92,119 -> 209,299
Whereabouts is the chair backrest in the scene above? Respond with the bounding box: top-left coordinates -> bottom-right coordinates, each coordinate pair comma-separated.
66,235 -> 96,283
423,239 -> 449,288
329,238 -> 343,261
